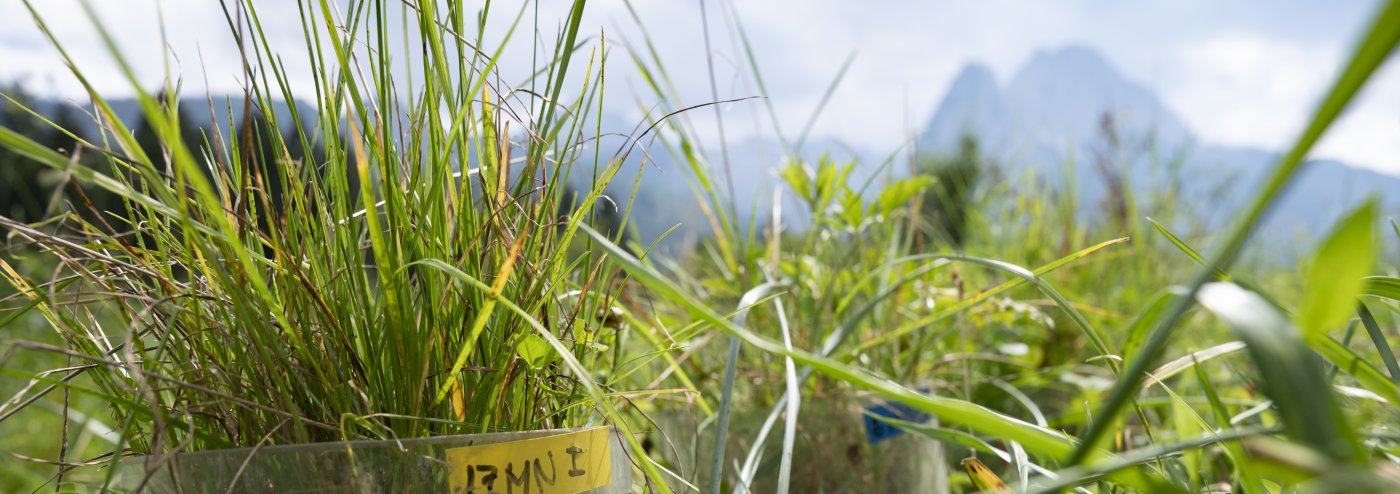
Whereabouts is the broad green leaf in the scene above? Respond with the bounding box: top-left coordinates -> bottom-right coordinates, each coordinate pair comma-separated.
779,161 -> 813,203
838,188 -> 864,228
1197,282 -> 1363,464
873,176 -> 933,216
816,159 -> 839,206
1298,200 -> 1376,336
515,334 -> 556,369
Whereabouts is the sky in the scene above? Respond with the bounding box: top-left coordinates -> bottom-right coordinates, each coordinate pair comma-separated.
1,0 -> 1397,173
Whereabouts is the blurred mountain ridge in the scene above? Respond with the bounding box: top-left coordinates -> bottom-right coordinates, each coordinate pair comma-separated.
4,45 -> 1394,251
917,44 -> 1400,240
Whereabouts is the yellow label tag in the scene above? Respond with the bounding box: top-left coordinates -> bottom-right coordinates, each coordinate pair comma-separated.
446,426 -> 612,494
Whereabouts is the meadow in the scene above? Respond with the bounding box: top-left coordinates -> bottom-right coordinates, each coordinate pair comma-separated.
2,0 -> 1400,492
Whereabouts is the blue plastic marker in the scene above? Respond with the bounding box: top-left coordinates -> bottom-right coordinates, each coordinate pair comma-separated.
862,400 -> 930,443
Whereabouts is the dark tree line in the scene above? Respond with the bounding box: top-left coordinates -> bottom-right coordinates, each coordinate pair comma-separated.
557,185 -> 634,251
0,83 -> 122,225
916,135 -> 985,248
0,84 -> 326,233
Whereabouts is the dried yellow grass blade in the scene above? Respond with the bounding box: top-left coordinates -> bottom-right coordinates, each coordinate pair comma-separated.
450,380 -> 468,422
434,222 -> 532,405
962,457 -> 1010,493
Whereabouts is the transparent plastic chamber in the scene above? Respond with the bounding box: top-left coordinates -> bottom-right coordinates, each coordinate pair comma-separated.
656,392 -> 948,492
103,428 -> 631,493
97,393 -> 946,493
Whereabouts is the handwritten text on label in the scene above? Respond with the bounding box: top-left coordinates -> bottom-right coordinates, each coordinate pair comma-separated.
446,426 -> 611,494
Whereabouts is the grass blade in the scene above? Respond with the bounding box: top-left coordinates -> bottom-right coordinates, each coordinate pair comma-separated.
1029,427 -> 1274,494
1361,276 -> 1400,300
1356,303 -> 1400,386
772,293 -> 799,494
709,282 -> 785,494
1146,217 -> 1228,281
1142,341 -> 1247,391
962,457 -> 1011,493
1192,358 -> 1267,493
851,237 -> 1127,355
1197,282 -> 1362,463
583,225 -> 1088,461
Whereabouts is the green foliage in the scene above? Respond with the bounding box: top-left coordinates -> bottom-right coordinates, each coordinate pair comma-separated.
916,135 -> 985,248
1197,282 -> 1362,464
875,175 -> 933,219
1300,200 -> 1377,336
515,334 -> 558,369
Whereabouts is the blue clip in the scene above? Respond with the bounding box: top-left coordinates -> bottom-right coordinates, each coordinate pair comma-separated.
862,400 -> 930,444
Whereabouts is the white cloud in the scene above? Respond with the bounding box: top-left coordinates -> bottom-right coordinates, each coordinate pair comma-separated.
1314,62 -> 1400,172
1166,33 -> 1339,149
1166,31 -> 1400,172
0,0 -> 322,99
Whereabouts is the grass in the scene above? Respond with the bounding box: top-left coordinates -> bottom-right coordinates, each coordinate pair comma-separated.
1,0 -> 1400,492
0,0 -> 672,489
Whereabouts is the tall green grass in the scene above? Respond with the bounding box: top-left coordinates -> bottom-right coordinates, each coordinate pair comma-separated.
0,0 -> 681,489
